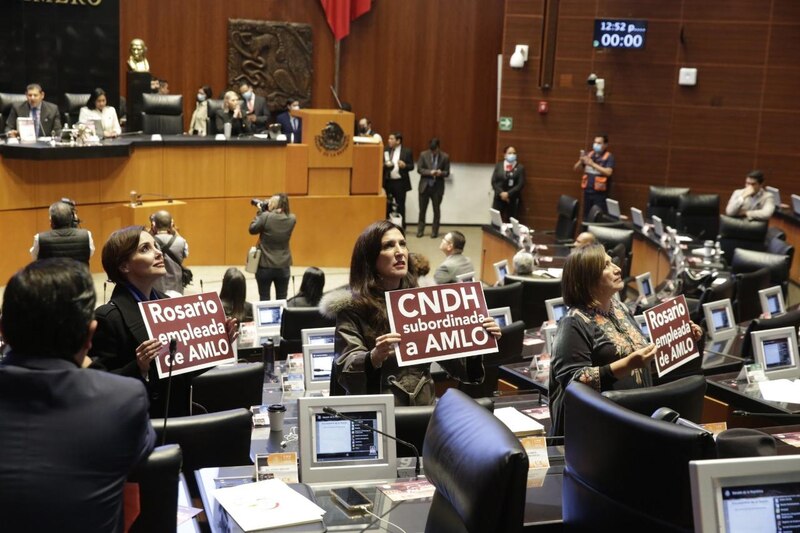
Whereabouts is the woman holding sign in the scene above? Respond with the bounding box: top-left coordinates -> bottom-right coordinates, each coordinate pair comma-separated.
548,244 -> 702,436
321,220 -> 501,406
90,226 -> 237,418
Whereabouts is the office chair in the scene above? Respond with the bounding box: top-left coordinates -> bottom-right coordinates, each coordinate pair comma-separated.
765,226 -> 786,247
459,320 -> 526,398
732,267 -> 771,323
740,309 -> 800,361
554,194 -> 579,243
504,275 -> 562,329
675,194 -> 720,240
423,389 -> 528,533
717,215 -> 768,261
587,224 -> 634,279
602,374 -> 706,423
690,278 -> 735,325
141,93 -> 184,135
278,307 -> 335,359
0,92 -> 27,132
63,92 -> 90,126
766,236 -> 795,274
483,281 -> 523,323
731,248 -> 791,297
647,186 -> 690,229
128,444 -> 183,533
205,98 -> 224,135
190,362 -> 264,414
563,382 -> 716,532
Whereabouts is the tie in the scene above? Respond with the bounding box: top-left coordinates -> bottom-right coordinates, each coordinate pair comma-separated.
31,107 -> 40,136
292,117 -> 298,131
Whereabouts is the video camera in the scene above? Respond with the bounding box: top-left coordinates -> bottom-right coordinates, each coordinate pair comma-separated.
251,198 -> 270,212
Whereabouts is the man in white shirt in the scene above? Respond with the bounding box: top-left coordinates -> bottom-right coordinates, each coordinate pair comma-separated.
725,170 -> 775,221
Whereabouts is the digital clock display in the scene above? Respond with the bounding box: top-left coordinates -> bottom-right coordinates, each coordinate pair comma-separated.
593,19 -> 647,49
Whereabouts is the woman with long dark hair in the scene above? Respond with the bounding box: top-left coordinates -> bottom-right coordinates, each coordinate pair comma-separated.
248,193 -> 296,301
219,267 -> 253,322
287,267 -> 325,307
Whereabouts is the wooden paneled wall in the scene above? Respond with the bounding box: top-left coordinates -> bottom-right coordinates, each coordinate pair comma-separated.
119,0 -> 503,163
501,0 -> 800,230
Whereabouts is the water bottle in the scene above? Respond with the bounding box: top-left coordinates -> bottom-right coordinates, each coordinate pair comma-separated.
223,122 -> 232,140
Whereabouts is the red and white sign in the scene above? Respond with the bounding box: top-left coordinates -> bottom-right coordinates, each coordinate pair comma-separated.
386,282 -> 498,367
139,292 -> 234,378
643,294 -> 699,377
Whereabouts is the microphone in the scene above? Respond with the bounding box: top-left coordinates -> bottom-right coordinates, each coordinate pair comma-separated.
161,338 -> 178,446
732,410 -> 800,420
135,192 -> 174,204
651,407 -> 712,434
322,406 -> 421,478
118,130 -> 144,137
200,279 -> 204,292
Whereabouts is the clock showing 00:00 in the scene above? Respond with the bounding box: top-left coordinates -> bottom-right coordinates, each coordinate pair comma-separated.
593,19 -> 647,49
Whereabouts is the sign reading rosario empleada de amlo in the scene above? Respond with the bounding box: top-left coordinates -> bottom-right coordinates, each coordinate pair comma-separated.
643,294 -> 700,378
24,0 -> 103,5
386,282 -> 498,367
139,292 -> 235,379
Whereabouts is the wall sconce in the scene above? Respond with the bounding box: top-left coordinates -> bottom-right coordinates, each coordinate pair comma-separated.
509,45 -> 529,69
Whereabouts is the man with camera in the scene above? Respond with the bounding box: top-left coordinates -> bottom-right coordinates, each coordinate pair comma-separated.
30,200 -> 94,264
150,210 -> 190,295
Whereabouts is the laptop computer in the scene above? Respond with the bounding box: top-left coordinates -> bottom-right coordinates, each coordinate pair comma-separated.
765,186 -> 780,207
792,194 -> 800,216
489,208 -> 503,228
630,207 -> 644,229
605,198 -> 621,219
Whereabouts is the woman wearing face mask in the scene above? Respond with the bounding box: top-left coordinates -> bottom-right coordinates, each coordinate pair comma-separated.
573,133 -> 615,218
491,145 -> 526,222
189,85 -> 213,136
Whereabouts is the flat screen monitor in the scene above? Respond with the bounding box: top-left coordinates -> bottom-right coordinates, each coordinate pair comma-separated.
254,299 -> 287,330
593,19 -> 647,49
766,186 -> 780,207
493,259 -> 509,284
651,216 -> 664,238
489,208 -> 503,228
707,334 -> 736,356
456,271 -> 475,283
302,343 -> 336,393
630,207 -> 645,229
634,314 -> 650,341
751,326 -> 800,380
488,306 -> 512,329
298,394 -> 397,484
605,198 -> 621,219
703,299 -> 735,338
301,327 -> 336,347
509,217 -> 521,236
792,194 -> 800,217
690,455 -> 800,533
543,324 -> 557,354
545,297 -> 568,323
759,286 -> 785,318
635,272 -> 654,302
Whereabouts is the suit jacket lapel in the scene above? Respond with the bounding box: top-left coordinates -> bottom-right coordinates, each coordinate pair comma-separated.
111,285 -> 152,346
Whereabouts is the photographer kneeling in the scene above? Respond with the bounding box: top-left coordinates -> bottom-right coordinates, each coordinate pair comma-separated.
248,193 -> 296,300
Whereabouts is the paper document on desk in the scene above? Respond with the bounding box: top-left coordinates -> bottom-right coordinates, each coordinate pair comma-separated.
758,379 -> 800,404
214,479 -> 325,531
494,407 -> 545,436
379,479 -> 436,502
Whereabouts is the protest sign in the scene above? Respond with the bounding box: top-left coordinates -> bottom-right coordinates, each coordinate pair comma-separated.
139,292 -> 234,378
643,294 -> 699,377
386,281 -> 498,367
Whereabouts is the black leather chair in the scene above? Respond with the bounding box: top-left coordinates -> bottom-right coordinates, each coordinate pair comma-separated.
586,224 -> 634,279
278,307 -> 335,359
190,362 -> 264,414
128,444 -> 182,533
394,397 -> 494,459
731,248 -> 791,297
141,94 -> 184,135
740,309 -> 800,361
767,236 -> 795,273
647,186 -> 690,229
484,281 -> 523,324
602,374 -> 706,423
423,389 -> 528,533
765,226 -> 786,246
691,277 -> 735,325
205,98 -> 224,135
675,193 -> 720,240
584,204 -> 622,226
460,320 -> 526,398
553,194 -> 579,243
563,382 -> 716,532
504,275 -> 562,329
733,267 -> 771,323
0,92 -> 27,132
718,215 -> 768,261
63,92 -> 90,126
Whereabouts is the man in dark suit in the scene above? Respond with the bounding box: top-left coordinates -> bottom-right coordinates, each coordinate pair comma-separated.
384,132 -> 414,229
238,81 -> 270,133
4,83 -> 62,137
30,200 -> 94,263
0,258 -> 155,532
276,98 -> 302,143
416,138 -> 450,238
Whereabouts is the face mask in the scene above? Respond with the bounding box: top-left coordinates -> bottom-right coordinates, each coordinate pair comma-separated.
291,104 -> 300,111
505,153 -> 517,164
197,93 -> 206,103
359,125 -> 369,134
593,143 -> 603,153
242,91 -> 253,101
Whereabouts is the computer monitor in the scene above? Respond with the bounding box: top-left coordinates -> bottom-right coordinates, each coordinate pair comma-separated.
630,207 -> 645,229
759,286 -> 785,318
298,394 -> 397,484
545,297 -> 568,323
634,314 -> 650,341
751,326 -> 800,380
605,198 -> 621,219
254,300 -> 287,331
765,186 -> 781,207
488,307 -> 512,329
792,194 -> 800,216
489,208 -> 503,228
493,259 -> 509,284
543,324 -> 557,354
509,217 -> 521,236
690,455 -> 800,533
635,272 -> 654,302
706,334 -> 737,356
302,343 -> 336,393
651,216 -> 664,238
703,299 -> 736,338
301,327 -> 336,347
456,271 -> 475,282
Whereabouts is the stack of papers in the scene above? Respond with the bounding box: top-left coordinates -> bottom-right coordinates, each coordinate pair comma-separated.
494,407 -> 545,436
214,479 -> 325,531
758,379 -> 800,404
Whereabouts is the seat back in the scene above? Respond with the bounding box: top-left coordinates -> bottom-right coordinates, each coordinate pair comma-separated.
128,444 -> 182,533
483,282 -> 523,323
459,320 -> 526,398
63,92 -> 90,126
423,389 -> 528,533
740,309 -> 800,361
731,248 -> 791,296
602,374 -> 706,422
675,194 -> 720,240
647,186 -> 690,228
190,362 -> 264,413
278,307 -> 335,358
205,98 -> 224,135
718,215 -> 768,260
141,93 -> 184,135
586,224 -> 634,278
505,275 -> 562,329
692,278 -> 735,325
554,195 -> 579,243
0,92 -> 27,132
564,382 -> 716,532
733,267 -> 771,323
767,236 -> 795,274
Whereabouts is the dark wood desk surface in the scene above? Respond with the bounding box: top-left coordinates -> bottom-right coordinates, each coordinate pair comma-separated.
706,372 -> 800,416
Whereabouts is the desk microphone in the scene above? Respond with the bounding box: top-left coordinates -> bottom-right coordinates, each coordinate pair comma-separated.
118,130 -> 144,137
161,338 -> 178,446
651,407 -> 713,434
732,410 -> 800,420
322,406 -> 421,478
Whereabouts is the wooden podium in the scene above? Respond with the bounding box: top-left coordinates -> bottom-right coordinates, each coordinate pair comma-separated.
293,109 -> 358,195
